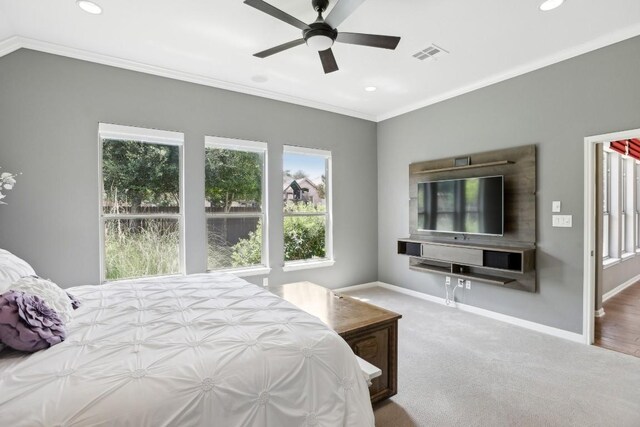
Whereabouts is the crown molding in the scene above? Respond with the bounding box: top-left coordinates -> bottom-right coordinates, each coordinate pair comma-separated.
0,36 -> 21,57
376,22 -> 640,122
2,25 -> 640,124
0,36 -> 376,122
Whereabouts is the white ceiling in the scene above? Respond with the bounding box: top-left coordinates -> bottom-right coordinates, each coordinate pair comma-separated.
1,0 -> 640,121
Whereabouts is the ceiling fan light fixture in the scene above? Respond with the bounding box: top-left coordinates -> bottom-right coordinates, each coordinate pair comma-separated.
306,35 -> 334,51
244,0 -> 401,74
76,0 -> 102,15
539,0 -> 564,12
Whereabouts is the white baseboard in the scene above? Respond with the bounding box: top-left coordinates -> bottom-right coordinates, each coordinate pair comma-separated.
594,308 -> 606,318
338,281 -> 585,344
334,282 -> 379,293
603,273 -> 640,302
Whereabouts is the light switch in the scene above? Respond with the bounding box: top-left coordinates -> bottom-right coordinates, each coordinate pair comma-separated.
552,215 -> 572,227
552,201 -> 561,213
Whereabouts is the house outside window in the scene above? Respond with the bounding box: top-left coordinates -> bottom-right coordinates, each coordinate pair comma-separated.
205,137 -> 269,275
282,146 -> 334,271
99,123 -> 184,281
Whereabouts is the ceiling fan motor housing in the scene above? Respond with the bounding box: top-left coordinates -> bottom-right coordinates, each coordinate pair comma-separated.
312,0 -> 330,13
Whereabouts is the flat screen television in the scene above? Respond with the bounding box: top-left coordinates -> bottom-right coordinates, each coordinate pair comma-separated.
417,175 -> 504,236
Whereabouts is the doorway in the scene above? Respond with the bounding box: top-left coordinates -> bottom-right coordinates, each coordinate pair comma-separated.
584,129 -> 640,357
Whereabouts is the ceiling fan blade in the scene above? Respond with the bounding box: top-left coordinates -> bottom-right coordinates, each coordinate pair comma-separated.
244,0 -> 310,31
336,32 -> 400,49
319,48 -> 339,74
324,0 -> 367,28
254,39 -> 306,58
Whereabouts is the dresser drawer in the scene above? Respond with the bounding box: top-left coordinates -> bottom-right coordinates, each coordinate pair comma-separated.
342,320 -> 398,403
350,328 -> 388,396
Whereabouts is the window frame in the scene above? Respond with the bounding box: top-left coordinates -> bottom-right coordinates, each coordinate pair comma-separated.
282,145 -> 334,271
636,161 -> 640,252
621,156 -> 627,255
621,156 -> 636,259
98,123 -> 185,283
603,149 -> 610,260
204,136 -> 270,276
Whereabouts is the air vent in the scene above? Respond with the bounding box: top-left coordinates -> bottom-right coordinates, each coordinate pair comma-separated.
412,44 -> 449,61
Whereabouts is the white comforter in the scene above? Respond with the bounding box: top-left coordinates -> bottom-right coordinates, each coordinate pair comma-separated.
0,273 -> 374,426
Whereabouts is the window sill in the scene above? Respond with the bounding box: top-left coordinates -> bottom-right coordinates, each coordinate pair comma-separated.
603,257 -> 620,269
102,272 -> 184,285
621,252 -> 635,261
282,259 -> 335,272
209,266 -> 272,277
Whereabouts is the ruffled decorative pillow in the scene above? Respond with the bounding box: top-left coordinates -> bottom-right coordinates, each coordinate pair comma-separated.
0,249 -> 37,292
0,290 -> 67,352
9,276 -> 74,323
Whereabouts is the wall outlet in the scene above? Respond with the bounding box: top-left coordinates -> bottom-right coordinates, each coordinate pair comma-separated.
445,276 -> 451,284
465,280 -> 471,289
262,278 -> 269,287
552,215 -> 572,228
457,278 -> 464,287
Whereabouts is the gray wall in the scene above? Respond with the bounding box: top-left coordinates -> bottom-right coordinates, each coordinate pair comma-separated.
0,49 -> 378,289
377,36 -> 640,334
603,259 -> 640,296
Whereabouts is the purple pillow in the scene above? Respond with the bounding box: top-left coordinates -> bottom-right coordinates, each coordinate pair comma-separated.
0,290 -> 67,352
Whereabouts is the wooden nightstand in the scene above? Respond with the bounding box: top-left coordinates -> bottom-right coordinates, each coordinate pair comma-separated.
272,281 -> 402,403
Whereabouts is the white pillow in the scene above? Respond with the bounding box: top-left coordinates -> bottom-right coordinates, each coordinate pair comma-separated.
9,276 -> 74,324
0,249 -> 37,292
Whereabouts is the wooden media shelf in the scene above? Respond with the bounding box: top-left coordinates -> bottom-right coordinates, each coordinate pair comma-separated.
399,239 -> 536,292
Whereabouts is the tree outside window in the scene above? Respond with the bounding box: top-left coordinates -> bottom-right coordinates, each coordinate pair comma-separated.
99,124 -> 183,281
205,138 -> 267,271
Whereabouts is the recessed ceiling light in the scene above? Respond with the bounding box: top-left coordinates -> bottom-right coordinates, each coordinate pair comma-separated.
77,0 -> 103,15
365,86 -> 377,92
539,0 -> 564,12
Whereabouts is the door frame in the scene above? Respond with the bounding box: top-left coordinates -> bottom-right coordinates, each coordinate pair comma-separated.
583,127 -> 640,345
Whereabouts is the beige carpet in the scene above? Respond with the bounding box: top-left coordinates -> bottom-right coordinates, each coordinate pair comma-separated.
343,286 -> 640,427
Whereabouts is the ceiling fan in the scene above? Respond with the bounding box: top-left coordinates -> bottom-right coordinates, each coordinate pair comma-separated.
244,0 -> 401,74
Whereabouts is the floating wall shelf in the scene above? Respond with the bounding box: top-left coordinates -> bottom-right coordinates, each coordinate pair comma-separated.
415,160 -> 514,175
403,144 -> 537,293
398,239 -> 536,292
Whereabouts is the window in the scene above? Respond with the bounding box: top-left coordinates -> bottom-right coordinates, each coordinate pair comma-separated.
99,124 -> 184,281
603,147 -> 639,266
636,162 -> 640,250
621,157 -> 637,257
205,137 -> 268,274
603,150 -> 610,259
621,157 -> 627,254
282,146 -> 333,270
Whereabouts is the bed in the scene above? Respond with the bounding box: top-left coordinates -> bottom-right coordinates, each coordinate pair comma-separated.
0,273 -> 375,426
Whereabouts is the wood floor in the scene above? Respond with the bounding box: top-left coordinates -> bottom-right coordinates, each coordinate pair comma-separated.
595,282 -> 640,357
